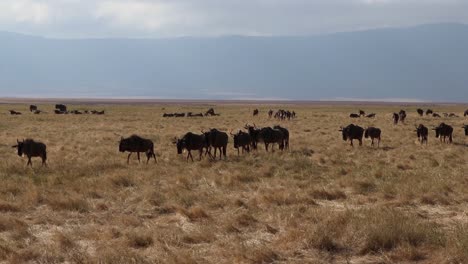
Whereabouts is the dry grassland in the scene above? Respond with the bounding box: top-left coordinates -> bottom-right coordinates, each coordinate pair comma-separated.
0,103 -> 466,263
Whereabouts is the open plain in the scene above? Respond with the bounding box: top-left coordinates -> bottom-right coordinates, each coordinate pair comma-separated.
0,102 -> 466,263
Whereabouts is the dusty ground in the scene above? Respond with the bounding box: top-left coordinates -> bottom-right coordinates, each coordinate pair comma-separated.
0,102 -> 466,263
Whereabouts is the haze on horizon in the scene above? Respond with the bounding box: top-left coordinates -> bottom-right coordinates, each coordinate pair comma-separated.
0,1 -> 468,102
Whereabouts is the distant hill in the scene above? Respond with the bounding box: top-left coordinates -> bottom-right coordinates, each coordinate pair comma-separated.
1,23 -> 467,101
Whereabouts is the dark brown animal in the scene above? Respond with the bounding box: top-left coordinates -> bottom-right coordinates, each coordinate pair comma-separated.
463,124 -> 468,136
393,113 -> 399,125
245,124 -> 261,150
350,113 -> 360,118
231,130 -> 251,155
253,109 -> 259,116
9,110 -> 21,115
364,127 -> 381,147
268,110 -> 273,118
426,109 -> 433,116
12,139 -> 47,167
399,110 -> 407,124
55,104 -> 67,112
29,105 -> 38,112
464,109 -> 468,117
366,113 -> 376,118
119,135 -> 156,164
433,123 -> 453,143
415,124 -> 428,145
433,113 -> 441,118
273,125 -> 289,150
258,127 -> 285,152
359,110 -> 365,116
174,132 -> 207,162
339,124 -> 364,147
417,108 -> 424,116
203,129 -> 228,159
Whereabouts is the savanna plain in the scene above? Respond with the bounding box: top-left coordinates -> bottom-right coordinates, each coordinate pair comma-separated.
0,102 -> 466,264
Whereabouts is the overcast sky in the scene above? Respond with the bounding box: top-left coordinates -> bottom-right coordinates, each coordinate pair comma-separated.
0,0 -> 467,38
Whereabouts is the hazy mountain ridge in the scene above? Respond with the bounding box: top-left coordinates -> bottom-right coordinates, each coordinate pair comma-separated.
1,23 -> 467,101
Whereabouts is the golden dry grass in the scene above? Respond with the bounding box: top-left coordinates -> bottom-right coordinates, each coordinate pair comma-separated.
0,102 -> 466,263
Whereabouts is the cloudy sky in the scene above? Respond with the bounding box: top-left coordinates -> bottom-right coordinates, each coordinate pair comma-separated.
0,0 -> 467,38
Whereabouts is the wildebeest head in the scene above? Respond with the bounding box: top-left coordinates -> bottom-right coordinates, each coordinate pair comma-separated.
118,137 -> 126,152
339,127 -> 348,141
174,138 -> 185,154
12,139 -> 24,157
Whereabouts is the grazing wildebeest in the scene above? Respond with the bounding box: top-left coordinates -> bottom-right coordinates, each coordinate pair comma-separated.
174,132 -> 207,162
29,105 -> 38,112
12,139 -> 47,167
9,110 -> 21,115
92,110 -> 105,115
463,125 -> 468,136
417,109 -> 424,117
55,104 -> 67,112
54,110 -> 66,114
465,110 -> 468,117
231,130 -> 252,155
426,109 -> 433,116
174,113 -> 185,117
364,127 -> 381,147
203,129 -> 228,159
268,110 -> 273,118
339,124 -> 364,147
258,127 -> 285,151
350,113 -> 360,118
119,135 -> 156,164
399,110 -> 407,124
163,113 -> 174,117
366,113 -> 376,118
253,109 -> 259,116
292,111 -> 296,118
415,124 -> 428,145
273,125 -> 289,150
433,113 -> 441,118
448,113 -> 458,117
188,112 -> 203,117
393,113 -> 399,125
70,110 -> 83,115
359,110 -> 365,116
433,123 -> 453,143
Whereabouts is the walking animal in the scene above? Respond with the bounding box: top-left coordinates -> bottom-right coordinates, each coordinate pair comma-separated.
12,139 -> 47,167
415,124 -> 429,145
339,124 -> 364,147
119,135 -> 157,164
364,127 -> 381,147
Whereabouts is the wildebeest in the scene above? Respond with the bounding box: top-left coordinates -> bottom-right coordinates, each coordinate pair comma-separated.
253,109 -> 259,116
366,113 -> 376,118
426,109 -> 433,116
188,112 -> 203,117
244,124 -> 261,150
33,110 -> 44,114
463,124 -> 468,136
70,110 -> 83,115
163,113 -> 174,117
258,127 -> 285,151
119,135 -> 156,164
91,110 -> 105,115
415,124 -> 428,145
359,110 -> 365,116
174,132 -> 208,162
399,110 -> 407,124
273,125 -> 289,150
55,104 -> 67,112
339,124 -> 364,147
350,113 -> 360,118
203,129 -> 228,159
465,110 -> 468,117
205,108 -> 219,116
30,105 -> 38,112
12,139 -> 47,167
54,110 -> 67,114
417,108 -> 424,117
448,113 -> 458,117
231,130 -> 251,155
9,110 -> 21,115
174,113 -> 185,117
393,113 -> 399,125
364,127 -> 381,147
433,123 -> 453,143
268,110 -> 273,118
433,113 -> 441,118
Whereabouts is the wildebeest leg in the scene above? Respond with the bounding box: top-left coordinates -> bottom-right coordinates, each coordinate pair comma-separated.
127,153 -> 132,164
137,152 -> 141,163
359,139 -> 362,146
377,137 -> 380,148
27,157 -> 32,167
350,140 -> 354,147
187,151 -> 194,162
265,143 -> 269,152
371,138 -> 374,147
199,149 -> 203,161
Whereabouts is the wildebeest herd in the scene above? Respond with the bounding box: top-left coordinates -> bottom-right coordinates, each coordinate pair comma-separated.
8,104 -> 105,115
7,106 -> 468,166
